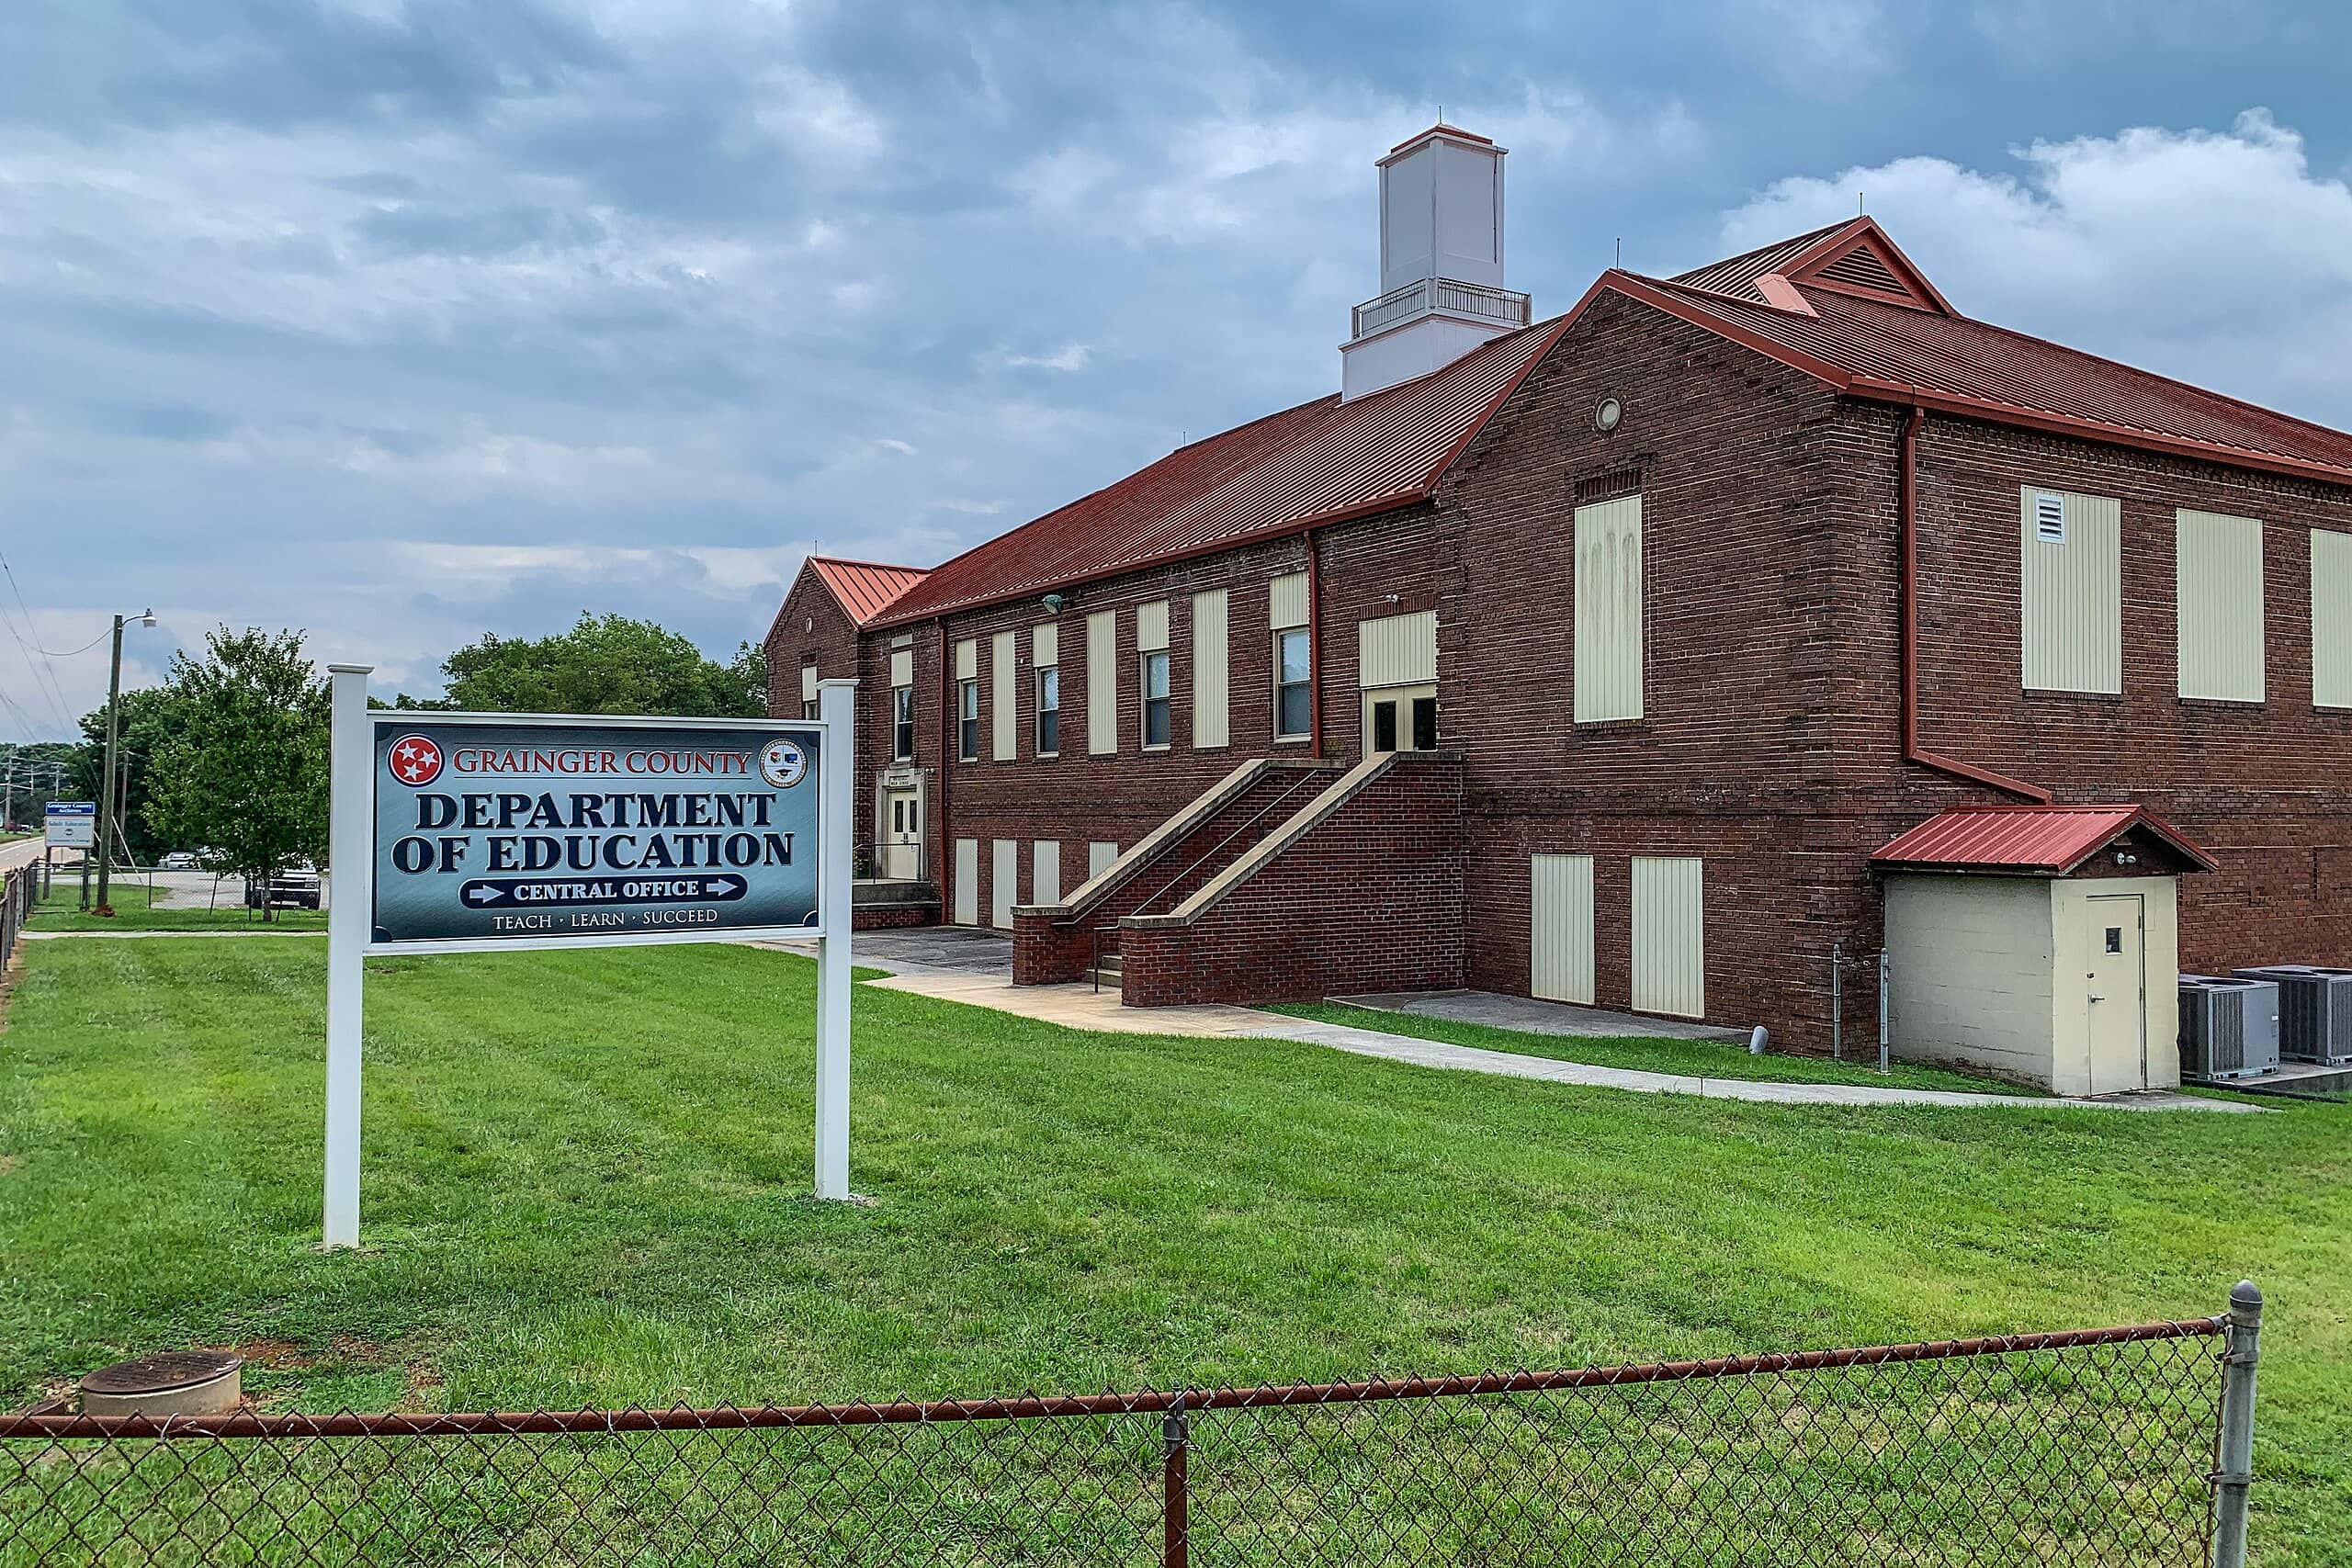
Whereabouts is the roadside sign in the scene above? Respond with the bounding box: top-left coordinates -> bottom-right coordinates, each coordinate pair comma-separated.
366,718 -> 825,951
45,801 -> 96,849
319,671 -> 860,1249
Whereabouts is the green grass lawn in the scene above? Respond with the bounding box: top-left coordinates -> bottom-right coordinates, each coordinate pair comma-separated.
0,938 -> 2346,1562
31,880 -> 325,931
1265,999 -> 2035,1094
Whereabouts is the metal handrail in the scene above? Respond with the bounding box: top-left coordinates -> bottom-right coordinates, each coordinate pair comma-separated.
1123,772 -> 1326,921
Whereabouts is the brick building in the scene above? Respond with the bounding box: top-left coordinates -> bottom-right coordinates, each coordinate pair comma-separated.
768,124 -> 2352,1090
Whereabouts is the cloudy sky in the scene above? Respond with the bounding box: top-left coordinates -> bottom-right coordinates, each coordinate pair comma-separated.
6,0 -> 2352,735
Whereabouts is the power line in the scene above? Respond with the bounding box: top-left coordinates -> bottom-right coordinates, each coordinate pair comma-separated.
0,550 -> 77,734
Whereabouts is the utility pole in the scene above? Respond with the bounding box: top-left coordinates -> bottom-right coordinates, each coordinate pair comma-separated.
93,608 -> 155,919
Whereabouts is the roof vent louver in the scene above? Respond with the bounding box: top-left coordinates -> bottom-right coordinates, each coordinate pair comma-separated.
1813,244 -> 1908,296
2033,491 -> 2067,544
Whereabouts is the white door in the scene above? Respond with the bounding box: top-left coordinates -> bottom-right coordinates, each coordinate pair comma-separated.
882,789 -> 922,880
1033,840 -> 1061,907
954,839 -> 978,925
1362,683 -> 1439,753
1631,856 -> 1705,1019
2084,895 -> 2148,1093
1530,854 -> 1595,1004
991,839 -> 1017,929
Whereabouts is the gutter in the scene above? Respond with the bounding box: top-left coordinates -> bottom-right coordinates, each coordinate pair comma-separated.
1306,528 -> 1324,758
933,615 -> 952,911
1898,405 -> 2052,804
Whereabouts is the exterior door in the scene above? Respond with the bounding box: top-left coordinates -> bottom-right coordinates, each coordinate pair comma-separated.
1530,854 -> 1595,1004
2084,895 -> 2147,1093
1362,683 -> 1437,753
882,789 -> 922,880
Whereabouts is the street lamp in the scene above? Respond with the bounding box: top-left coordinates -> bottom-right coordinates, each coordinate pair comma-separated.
93,609 -> 158,918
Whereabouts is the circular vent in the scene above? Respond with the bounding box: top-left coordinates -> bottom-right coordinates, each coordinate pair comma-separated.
1593,396 -> 1623,434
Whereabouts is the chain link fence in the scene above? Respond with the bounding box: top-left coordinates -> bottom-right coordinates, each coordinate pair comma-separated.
1,1301 -> 2259,1567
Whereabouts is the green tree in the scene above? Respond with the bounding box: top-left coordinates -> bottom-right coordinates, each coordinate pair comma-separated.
144,628 -> 330,918
66,686 -> 187,863
403,613 -> 768,716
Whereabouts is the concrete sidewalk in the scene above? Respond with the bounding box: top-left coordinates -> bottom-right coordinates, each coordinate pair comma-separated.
851,967 -> 2258,1113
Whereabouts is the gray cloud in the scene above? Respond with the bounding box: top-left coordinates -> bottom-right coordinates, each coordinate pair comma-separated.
5,0 -> 2352,733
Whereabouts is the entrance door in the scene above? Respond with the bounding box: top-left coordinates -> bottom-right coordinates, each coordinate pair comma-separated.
2084,895 -> 2147,1093
1363,683 -> 1437,753
882,789 -> 921,880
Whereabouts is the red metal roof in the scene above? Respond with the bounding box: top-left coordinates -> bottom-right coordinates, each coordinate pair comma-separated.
876,315 -> 1568,626
1634,219 -> 2352,483
808,558 -> 930,626
1871,806 -> 2217,875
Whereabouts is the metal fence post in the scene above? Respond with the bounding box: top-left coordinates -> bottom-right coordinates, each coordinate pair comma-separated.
1830,942 -> 1843,1060
1877,948 -> 1891,1075
2211,1280 -> 2262,1568
1161,1393 -> 1189,1568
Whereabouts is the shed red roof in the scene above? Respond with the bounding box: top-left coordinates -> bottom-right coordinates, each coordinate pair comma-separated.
1871,805 -> 2216,875
876,314 -> 1567,626
808,558 -> 930,626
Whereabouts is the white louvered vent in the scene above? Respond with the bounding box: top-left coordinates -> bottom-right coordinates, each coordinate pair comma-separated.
2033,491 -> 2067,545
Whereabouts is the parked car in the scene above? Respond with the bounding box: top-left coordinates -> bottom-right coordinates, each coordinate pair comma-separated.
158,852 -> 199,870
244,863 -> 322,910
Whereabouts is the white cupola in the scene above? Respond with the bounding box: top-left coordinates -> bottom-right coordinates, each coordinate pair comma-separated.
1339,124 -> 1531,400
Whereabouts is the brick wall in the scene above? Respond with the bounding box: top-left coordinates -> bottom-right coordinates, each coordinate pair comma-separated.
1118,756 -> 1466,1007
898,522 -> 1447,930
797,286 -> 2352,1049
1008,761 -> 1340,984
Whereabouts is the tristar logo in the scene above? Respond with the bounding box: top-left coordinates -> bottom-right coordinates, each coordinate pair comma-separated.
388,734 -> 444,787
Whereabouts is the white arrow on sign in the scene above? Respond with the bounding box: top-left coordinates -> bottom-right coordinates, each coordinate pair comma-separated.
466,885 -> 505,904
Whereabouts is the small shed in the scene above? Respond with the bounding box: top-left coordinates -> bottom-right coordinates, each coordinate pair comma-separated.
1872,806 -> 2216,1094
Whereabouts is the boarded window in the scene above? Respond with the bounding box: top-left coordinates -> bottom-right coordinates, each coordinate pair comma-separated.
955,637 -> 977,681
1086,610 -> 1117,753
1192,589 -> 1229,748
2176,510 -> 2265,703
1136,600 -> 1170,651
889,648 -> 914,688
991,630 -> 1018,759
954,839 -> 978,925
2313,529 -> 2352,709
1573,494 -> 1644,722
1269,571 -> 1308,629
1530,853 -> 1595,1005
1088,840 -> 1120,879
799,662 -> 819,703
1033,840 -> 1061,907
1358,610 -> 1437,689
1631,856 -> 1704,1019
2020,485 -> 2120,694
991,839 -> 1017,929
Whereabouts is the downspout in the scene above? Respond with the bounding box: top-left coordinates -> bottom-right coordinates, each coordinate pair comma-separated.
1898,405 -> 2052,803
933,615 -> 952,908
1305,529 -> 1325,759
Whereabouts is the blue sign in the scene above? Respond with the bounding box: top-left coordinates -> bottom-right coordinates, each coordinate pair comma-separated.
45,800 -> 97,848
368,718 -> 824,946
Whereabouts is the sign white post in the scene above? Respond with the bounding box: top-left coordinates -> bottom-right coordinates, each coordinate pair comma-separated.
323,663 -> 374,1249
317,671 -> 854,1247
812,678 -> 857,1201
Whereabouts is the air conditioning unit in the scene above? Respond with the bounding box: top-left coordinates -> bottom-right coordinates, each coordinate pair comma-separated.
2177,976 -> 2279,1080
2232,965 -> 2352,1065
